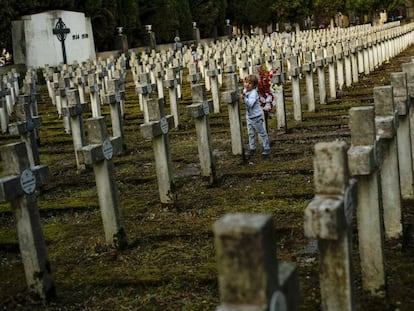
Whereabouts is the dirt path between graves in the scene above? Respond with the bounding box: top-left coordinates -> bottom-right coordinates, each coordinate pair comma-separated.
1,45 -> 414,310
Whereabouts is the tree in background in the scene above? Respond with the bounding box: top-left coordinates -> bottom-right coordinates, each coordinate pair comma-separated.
227,0 -> 273,35
346,0 -> 406,24
0,0 -> 412,53
139,0 -> 193,45
189,0 -> 227,40
272,0 -> 313,30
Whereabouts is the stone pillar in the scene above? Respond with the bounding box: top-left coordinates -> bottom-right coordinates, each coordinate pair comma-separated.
390,72 -> 414,199
303,52 -> 316,112
164,67 -> 180,128
304,140 -> 356,311
8,95 -> 42,167
401,61 -> 414,173
62,88 -> 88,171
188,84 -> 217,185
77,117 -> 127,249
87,73 -> 102,118
374,86 -> 403,239
103,78 -> 126,150
347,106 -> 386,297
140,98 -> 176,204
327,46 -> 336,100
316,48 -> 327,105
221,63 -> 244,156
0,142 -> 55,300
272,59 -> 287,132
214,213 -> 299,311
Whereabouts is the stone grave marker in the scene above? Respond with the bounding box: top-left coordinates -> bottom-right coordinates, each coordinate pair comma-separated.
188,83 -> 217,185
77,116 -> 127,249
304,140 -> 357,311
164,67 -> 180,128
221,59 -> 244,156
0,80 -> 10,133
8,95 -> 42,167
135,72 -> 155,123
373,85 -> 403,239
87,72 -> 102,118
390,72 -> 414,199
315,48 -> 327,105
214,213 -> 299,311
103,78 -> 126,150
347,106 -> 386,297
62,88 -> 88,171
140,98 -> 176,204
0,142 -> 55,299
288,55 -> 302,121
303,51 -> 316,112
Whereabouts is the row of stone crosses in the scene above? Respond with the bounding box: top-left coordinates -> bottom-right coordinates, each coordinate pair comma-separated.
0,19 -> 414,309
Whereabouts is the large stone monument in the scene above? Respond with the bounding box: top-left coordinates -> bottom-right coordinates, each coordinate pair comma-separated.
12,10 -> 96,67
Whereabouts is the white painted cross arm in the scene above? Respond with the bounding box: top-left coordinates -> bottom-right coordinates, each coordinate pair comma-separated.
77,136 -> 123,165
187,100 -> 213,119
0,143 -> 49,202
140,115 -> 174,140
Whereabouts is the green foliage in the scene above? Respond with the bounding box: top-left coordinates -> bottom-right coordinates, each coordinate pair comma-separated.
0,0 -> 409,52
269,0 -> 313,29
190,0 -> 227,38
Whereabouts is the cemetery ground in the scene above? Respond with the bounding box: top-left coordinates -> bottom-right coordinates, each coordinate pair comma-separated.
2,47 -> 414,311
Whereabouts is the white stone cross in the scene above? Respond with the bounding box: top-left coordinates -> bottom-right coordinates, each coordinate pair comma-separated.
221,63 -> 244,156
0,142 -> 55,300
188,83 -> 217,185
373,85 -> 403,239
77,116 -> 127,249
62,88 -> 88,171
214,213 -> 299,311
390,72 -> 414,200
87,72 -> 102,118
305,141 -> 357,311
347,106 -> 386,297
8,95 -> 42,167
140,98 -> 176,204
103,78 -> 126,151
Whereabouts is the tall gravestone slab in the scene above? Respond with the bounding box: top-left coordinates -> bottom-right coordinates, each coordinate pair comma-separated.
12,10 -> 96,67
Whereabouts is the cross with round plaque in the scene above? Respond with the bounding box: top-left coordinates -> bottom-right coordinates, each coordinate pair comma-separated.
20,169 -> 36,194
102,139 -> 113,160
160,117 -> 169,134
115,91 -> 121,102
202,101 -> 210,115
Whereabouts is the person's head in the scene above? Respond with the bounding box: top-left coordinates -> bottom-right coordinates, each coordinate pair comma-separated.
244,74 -> 258,91
174,36 -> 180,42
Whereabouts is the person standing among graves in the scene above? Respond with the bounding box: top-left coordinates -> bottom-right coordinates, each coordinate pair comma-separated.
240,74 -> 270,156
190,42 -> 199,64
173,36 -> 183,56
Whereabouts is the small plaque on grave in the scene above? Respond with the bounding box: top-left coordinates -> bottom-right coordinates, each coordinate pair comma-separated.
115,91 -> 121,103
102,139 -> 113,160
20,169 -> 36,194
93,84 -> 100,92
202,102 -> 210,115
160,117 -> 169,134
146,84 -> 152,93
26,119 -> 35,131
